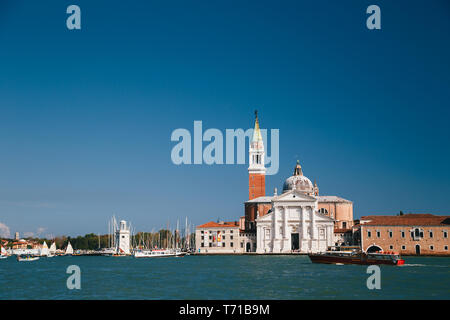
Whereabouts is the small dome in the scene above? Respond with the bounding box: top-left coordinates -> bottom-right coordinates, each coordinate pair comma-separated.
282,161 -> 314,194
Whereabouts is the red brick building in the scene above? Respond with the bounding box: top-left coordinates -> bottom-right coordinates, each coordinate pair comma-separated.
358,214 -> 450,256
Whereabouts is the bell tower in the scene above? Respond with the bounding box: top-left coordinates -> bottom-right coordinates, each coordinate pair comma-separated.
248,111 -> 266,200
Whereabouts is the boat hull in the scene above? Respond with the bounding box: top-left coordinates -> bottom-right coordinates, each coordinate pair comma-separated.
309,254 -> 404,266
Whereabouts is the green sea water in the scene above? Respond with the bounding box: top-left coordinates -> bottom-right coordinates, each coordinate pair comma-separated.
0,255 -> 449,299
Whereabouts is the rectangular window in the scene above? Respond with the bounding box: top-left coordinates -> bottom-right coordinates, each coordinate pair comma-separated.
389,245 -> 393,250
389,230 -> 393,238
429,231 -> 433,238
209,243 -> 212,247
444,231 -> 448,238
201,236 -> 204,240
230,242 -> 234,247
230,235 -> 233,240
401,231 -> 405,238
230,230 -> 233,234
445,246 -> 448,251
201,231 -> 204,234
201,243 -> 204,247
429,245 -> 434,250
376,231 -> 380,238
240,242 -> 244,248
367,231 -> 371,238
402,245 -> 406,250
222,243 -> 226,247
223,236 -> 226,240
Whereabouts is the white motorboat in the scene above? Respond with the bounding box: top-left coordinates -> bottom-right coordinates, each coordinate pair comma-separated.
17,254 -> 40,262
133,249 -> 185,258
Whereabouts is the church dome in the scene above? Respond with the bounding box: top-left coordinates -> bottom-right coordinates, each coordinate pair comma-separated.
282,161 -> 314,194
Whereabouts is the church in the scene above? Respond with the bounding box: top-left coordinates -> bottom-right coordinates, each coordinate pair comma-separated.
243,112 -> 354,253
195,112 -> 354,254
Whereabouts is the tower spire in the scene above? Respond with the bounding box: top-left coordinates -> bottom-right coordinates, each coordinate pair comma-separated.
248,110 -> 266,200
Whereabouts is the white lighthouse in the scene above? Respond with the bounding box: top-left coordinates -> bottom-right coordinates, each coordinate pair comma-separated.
115,220 -> 131,255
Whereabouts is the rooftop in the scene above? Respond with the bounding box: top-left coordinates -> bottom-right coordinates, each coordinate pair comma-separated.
197,221 -> 240,229
360,214 -> 450,226
317,196 -> 352,203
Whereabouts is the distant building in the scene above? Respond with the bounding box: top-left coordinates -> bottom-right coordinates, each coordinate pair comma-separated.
196,221 -> 241,253
357,214 -> 450,256
15,232 -> 19,240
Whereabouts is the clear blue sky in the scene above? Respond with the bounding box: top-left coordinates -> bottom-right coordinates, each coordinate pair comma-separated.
0,0 -> 449,238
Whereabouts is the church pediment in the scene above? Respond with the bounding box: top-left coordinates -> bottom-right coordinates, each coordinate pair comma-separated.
272,189 -> 317,203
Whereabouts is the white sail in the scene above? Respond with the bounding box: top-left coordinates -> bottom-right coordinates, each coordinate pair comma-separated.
40,241 -> 49,256
1,246 -> 7,256
49,242 -> 56,254
65,242 -> 74,255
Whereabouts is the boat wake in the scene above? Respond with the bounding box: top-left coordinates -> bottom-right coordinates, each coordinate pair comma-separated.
400,264 -> 426,267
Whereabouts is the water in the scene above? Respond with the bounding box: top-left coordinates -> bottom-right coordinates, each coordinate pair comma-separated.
0,255 -> 449,299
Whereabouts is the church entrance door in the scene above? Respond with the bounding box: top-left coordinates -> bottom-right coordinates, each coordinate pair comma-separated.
291,233 -> 299,251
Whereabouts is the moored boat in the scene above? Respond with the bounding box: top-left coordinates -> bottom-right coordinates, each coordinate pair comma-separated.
308,250 -> 405,266
17,254 -> 40,262
133,248 -> 185,258
1,246 -> 9,259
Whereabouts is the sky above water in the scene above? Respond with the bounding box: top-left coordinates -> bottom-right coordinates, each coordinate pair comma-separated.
0,0 -> 449,237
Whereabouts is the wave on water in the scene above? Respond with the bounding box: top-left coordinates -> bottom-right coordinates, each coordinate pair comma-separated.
401,264 -> 426,267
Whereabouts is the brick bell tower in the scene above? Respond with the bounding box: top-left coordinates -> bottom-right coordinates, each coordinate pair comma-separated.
248,111 -> 266,200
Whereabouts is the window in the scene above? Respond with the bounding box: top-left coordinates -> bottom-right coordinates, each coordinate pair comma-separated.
401,245 -> 406,250
230,230 -> 233,234
389,245 -> 393,250
343,222 -> 347,229
230,242 -> 233,247
222,243 -> 226,247
201,236 -> 204,240
444,231 -> 448,238
201,231 -> 204,234
209,243 -> 212,247
201,243 -> 204,247
445,246 -> 448,251
401,231 -> 405,238
230,236 -> 233,240
412,228 -> 424,240
376,231 -> 380,238
429,245 -> 434,250
240,242 -> 244,248
223,236 -> 226,240
389,230 -> 393,238
429,231 -> 433,238
367,231 -> 371,238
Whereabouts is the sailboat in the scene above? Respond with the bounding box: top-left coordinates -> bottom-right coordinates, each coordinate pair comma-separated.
65,242 -> 74,255
48,242 -> 56,257
0,246 -> 8,259
40,241 -> 49,256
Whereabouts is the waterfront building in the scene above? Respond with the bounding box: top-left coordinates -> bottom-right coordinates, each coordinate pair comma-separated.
115,220 -> 131,254
356,214 -> 450,255
255,163 -> 335,253
195,221 -> 242,253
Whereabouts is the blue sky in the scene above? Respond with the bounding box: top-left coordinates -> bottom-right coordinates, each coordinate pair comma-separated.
0,0 -> 449,237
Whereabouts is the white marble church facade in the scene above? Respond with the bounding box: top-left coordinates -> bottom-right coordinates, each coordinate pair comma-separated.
256,189 -> 335,254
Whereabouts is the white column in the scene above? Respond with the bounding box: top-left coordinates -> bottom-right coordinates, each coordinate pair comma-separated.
311,206 -> 317,239
272,206 -> 277,251
283,206 -> 288,252
301,206 -> 307,239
